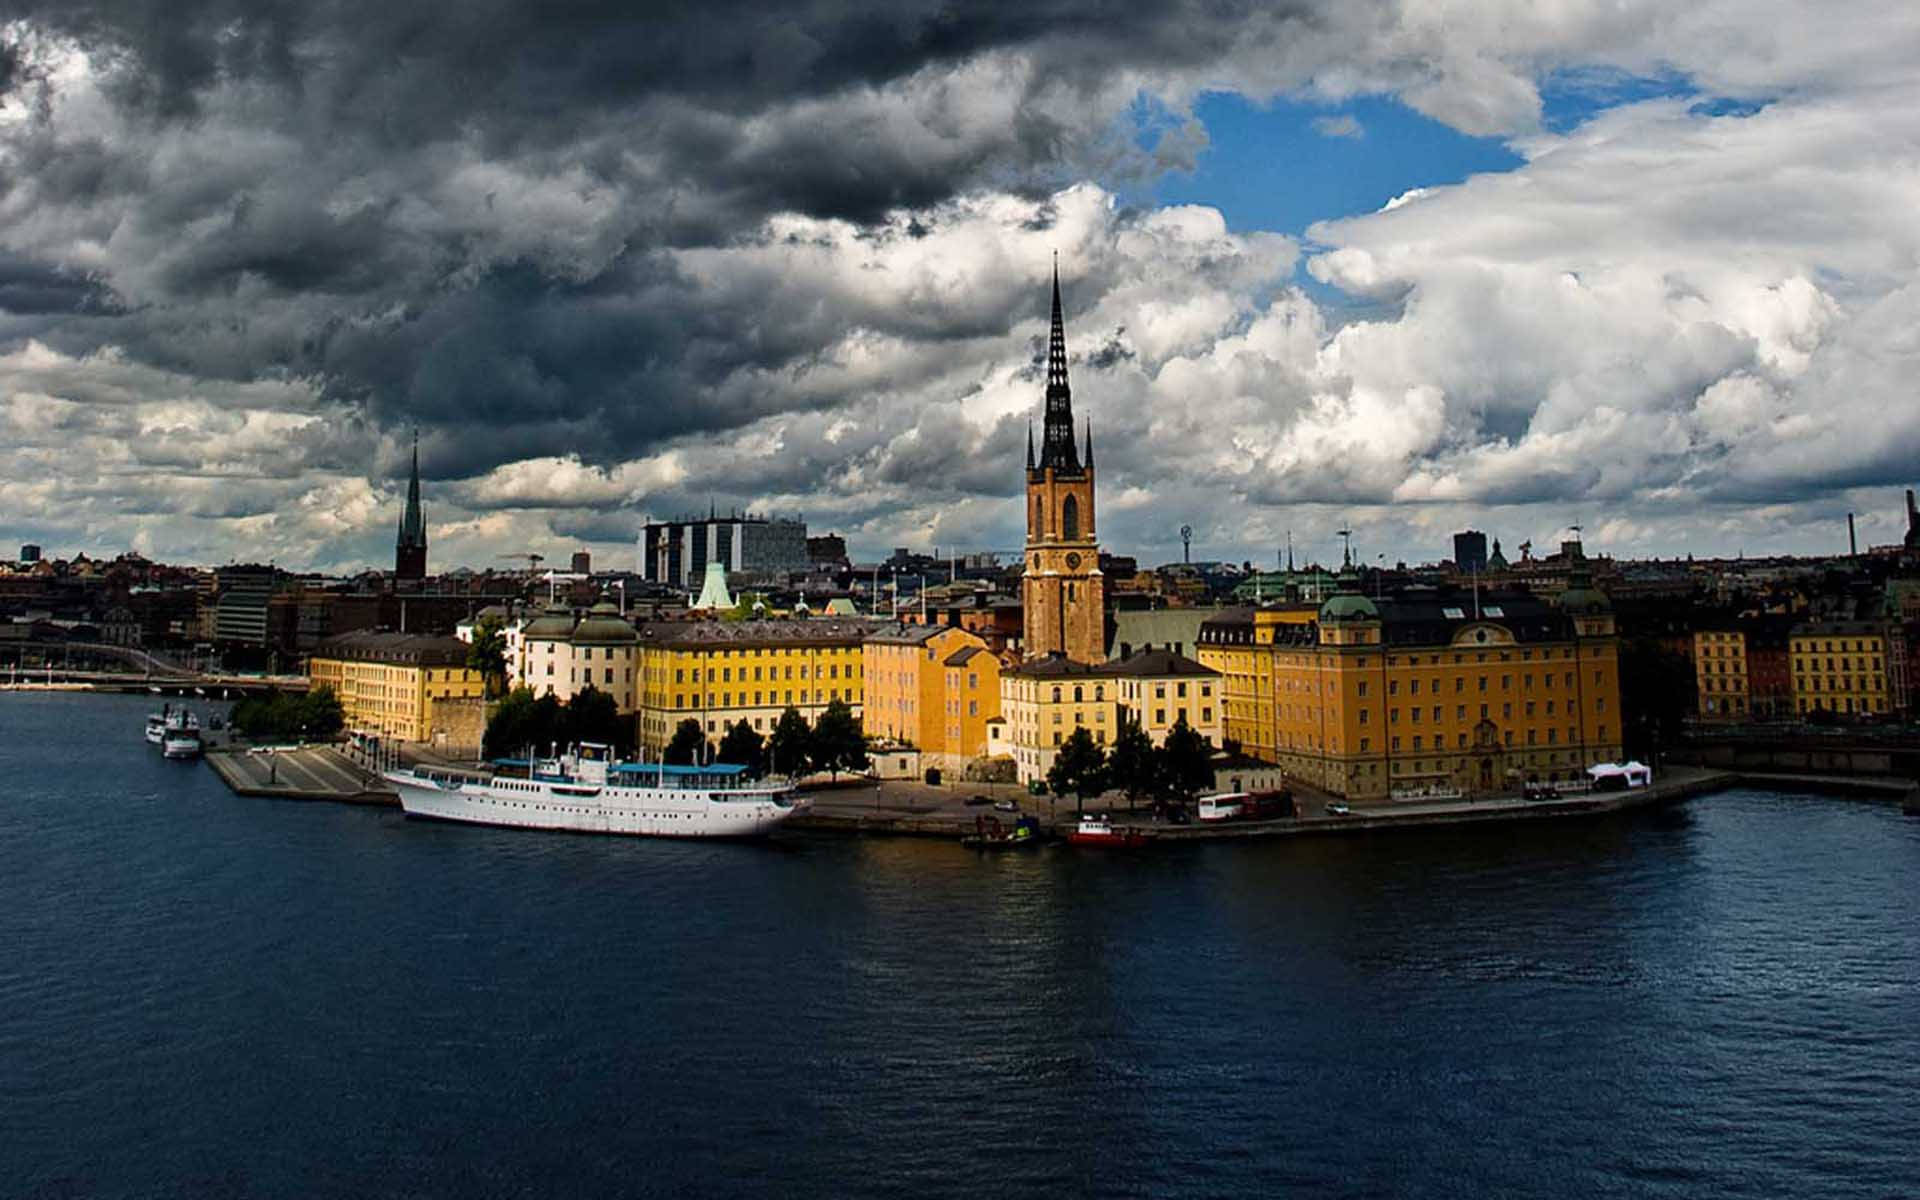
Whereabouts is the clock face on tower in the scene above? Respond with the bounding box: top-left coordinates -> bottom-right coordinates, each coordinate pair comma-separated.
1065,552 -> 1082,569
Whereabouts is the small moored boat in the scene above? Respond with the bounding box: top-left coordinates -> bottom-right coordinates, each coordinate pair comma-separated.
961,813 -> 1046,849
1067,814 -> 1151,848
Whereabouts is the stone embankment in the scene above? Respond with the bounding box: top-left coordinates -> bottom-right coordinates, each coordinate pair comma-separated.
204,743 -> 396,805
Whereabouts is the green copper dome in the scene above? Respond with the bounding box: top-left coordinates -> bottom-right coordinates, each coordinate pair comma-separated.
520,605 -> 577,640
572,601 -> 638,645
1319,591 -> 1380,622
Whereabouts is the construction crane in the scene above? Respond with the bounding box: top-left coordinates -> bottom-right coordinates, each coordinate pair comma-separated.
497,553 -> 545,570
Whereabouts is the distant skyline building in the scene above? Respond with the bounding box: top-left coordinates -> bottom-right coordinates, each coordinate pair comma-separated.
641,512 -> 807,588
1454,530 -> 1488,573
395,433 -> 428,581
19,543 -> 40,564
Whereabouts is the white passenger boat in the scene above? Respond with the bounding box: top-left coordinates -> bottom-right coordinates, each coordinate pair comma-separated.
162,728 -> 203,760
145,712 -> 167,745
382,743 -> 810,838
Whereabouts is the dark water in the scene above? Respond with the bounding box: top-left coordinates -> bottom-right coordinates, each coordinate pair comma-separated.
4,693 -> 1918,1199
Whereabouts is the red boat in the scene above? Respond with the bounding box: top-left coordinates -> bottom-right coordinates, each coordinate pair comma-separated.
1066,814 -> 1151,848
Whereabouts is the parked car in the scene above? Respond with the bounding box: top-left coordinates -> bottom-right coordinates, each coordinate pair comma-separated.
994,798 -> 1019,813
964,794 -> 994,807
1324,801 -> 1351,816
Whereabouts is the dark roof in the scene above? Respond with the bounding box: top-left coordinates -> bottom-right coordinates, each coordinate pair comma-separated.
1003,652 -> 1113,679
637,618 -> 881,649
314,631 -> 471,667
944,645 -> 987,667
865,623 -> 947,646
1107,648 -> 1218,678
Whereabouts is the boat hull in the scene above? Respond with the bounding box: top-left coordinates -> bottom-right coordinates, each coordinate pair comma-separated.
384,772 -> 808,839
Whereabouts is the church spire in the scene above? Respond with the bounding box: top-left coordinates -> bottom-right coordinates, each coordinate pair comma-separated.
1084,418 -> 1093,468
1026,419 -> 1034,470
395,428 -> 428,580
1038,257 -> 1080,471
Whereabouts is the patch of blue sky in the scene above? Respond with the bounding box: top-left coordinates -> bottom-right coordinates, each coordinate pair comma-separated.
1125,91 -> 1524,240
1537,65 -> 1698,132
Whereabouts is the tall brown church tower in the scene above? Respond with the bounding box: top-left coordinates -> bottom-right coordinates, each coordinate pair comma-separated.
1022,265 -> 1104,663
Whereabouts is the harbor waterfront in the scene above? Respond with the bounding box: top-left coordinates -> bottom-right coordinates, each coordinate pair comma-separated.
6,691 -> 1920,1198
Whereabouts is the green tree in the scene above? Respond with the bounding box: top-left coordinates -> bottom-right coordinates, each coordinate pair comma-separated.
768,706 -> 812,778
563,684 -> 628,753
1047,726 -> 1109,813
482,686 -> 564,759
1155,714 -> 1214,803
296,685 -> 345,738
716,719 -> 767,776
665,717 -> 706,766
1106,717 -> 1157,811
466,620 -> 508,699
809,698 -> 868,778
1618,637 -> 1695,762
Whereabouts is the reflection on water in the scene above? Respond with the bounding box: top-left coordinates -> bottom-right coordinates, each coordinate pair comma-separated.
3,692 -> 1917,1198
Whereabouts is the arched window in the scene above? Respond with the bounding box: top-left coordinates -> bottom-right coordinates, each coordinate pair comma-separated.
1061,494 -> 1079,540
1033,497 -> 1045,535
1052,686 -> 1062,702
1074,685 -> 1084,702
1095,686 -> 1104,702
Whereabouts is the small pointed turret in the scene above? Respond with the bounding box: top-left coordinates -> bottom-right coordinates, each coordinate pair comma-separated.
1026,420 -> 1035,471
1084,418 -> 1093,468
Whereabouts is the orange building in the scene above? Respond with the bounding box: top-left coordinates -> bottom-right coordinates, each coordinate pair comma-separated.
862,624 -> 1001,766
1198,555 -> 1622,801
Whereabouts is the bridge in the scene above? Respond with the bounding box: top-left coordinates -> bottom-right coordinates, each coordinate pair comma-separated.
0,665 -> 308,697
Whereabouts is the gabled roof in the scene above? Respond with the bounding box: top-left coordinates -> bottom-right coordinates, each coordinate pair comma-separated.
1106,647 -> 1218,678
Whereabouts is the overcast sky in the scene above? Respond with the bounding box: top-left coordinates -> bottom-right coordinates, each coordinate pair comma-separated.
3,2 -> 1918,572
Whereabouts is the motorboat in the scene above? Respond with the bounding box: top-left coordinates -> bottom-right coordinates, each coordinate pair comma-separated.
1066,814 -> 1151,848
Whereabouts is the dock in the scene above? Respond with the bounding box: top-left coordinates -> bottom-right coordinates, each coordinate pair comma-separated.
203,743 -> 397,805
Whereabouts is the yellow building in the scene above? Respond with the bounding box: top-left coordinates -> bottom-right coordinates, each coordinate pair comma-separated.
1694,630 -> 1750,720
307,631 -> 483,742
1108,648 -> 1222,749
1196,560 -> 1622,801
996,649 -> 1220,785
1199,604 -> 1319,763
1791,622 -> 1890,717
636,618 -> 875,754
999,655 -> 1119,784
862,624 -> 1001,765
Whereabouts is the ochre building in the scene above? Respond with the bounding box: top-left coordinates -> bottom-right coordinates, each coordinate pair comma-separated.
636,618 -> 876,755
308,631 -> 482,742
1197,556 -> 1622,801
862,624 -> 1002,766
1791,621 -> 1890,717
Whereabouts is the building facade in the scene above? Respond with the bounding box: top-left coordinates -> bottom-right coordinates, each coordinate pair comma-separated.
862,624 -> 1002,765
511,601 -> 641,712
1021,267 -> 1104,664
1108,648 -> 1222,749
308,631 -> 482,741
641,513 -> 808,589
1791,622 -> 1890,716
635,618 -> 874,754
1694,629 -> 1750,720
1196,558 -> 1622,801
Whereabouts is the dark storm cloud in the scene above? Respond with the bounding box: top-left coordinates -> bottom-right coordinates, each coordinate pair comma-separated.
0,0 -> 1319,491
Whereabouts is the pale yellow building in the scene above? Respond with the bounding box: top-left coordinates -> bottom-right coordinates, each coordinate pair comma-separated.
308,631 -> 483,742
636,618 -> 877,754
1694,630 -> 1750,720
1791,621 -> 1890,717
1196,559 -> 1622,801
1108,648 -> 1222,748
999,655 -> 1118,785
511,601 -> 641,712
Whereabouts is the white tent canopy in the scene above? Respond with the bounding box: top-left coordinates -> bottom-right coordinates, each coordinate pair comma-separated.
1588,761 -> 1653,788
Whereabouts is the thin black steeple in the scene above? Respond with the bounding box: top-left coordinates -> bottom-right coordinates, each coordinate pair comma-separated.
1038,259 -> 1081,472
398,430 -> 425,550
